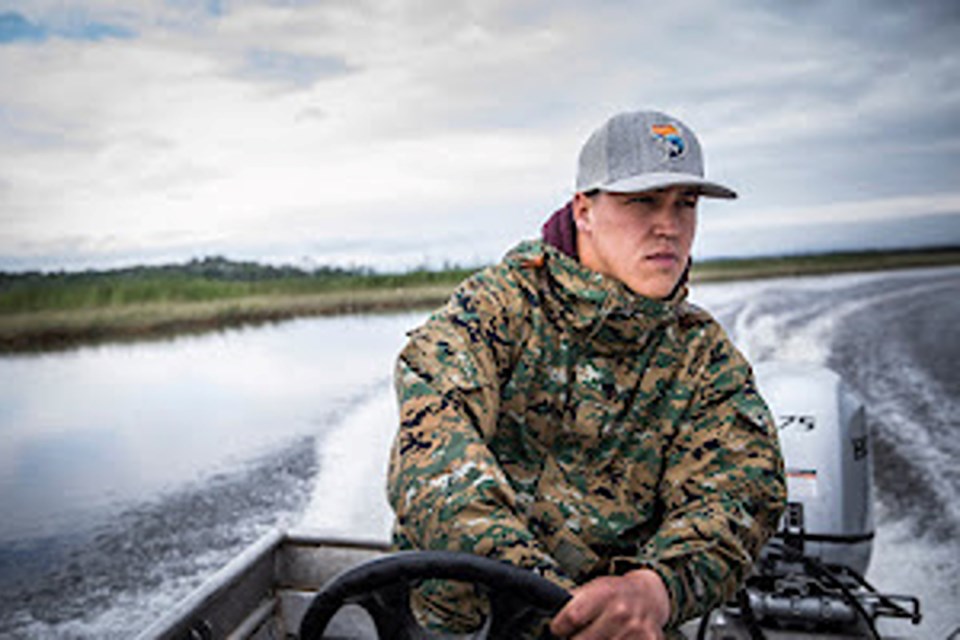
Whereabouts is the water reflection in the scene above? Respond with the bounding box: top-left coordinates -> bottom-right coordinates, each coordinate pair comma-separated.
0,312 -> 425,543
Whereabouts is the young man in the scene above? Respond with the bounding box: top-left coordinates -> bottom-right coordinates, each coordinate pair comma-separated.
387,110 -> 786,638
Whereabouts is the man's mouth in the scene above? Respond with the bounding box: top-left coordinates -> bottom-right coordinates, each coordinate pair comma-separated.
645,251 -> 679,266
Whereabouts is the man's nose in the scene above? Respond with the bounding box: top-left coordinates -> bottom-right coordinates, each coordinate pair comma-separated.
650,201 -> 682,236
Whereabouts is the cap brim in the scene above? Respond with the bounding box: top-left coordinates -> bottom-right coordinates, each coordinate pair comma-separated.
594,172 -> 737,199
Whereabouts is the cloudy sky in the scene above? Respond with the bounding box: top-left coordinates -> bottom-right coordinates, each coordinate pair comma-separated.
1,0 -> 958,272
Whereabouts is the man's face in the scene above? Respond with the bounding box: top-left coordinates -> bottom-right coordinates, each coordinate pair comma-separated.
573,186 -> 698,299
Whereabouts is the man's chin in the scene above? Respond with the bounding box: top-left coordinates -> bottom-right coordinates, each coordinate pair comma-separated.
625,278 -> 679,300
620,264 -> 683,297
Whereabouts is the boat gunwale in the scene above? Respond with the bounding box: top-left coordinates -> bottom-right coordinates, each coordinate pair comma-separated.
135,529 -> 391,640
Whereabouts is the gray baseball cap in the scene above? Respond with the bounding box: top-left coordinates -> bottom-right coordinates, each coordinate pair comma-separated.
576,110 -> 736,199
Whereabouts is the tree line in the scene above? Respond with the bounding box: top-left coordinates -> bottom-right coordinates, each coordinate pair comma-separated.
0,256 -> 478,313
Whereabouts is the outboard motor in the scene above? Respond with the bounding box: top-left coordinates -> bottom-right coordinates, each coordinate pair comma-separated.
756,362 -> 874,575
697,363 -> 921,639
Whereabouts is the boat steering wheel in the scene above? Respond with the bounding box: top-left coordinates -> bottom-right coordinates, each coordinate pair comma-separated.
298,551 -> 571,639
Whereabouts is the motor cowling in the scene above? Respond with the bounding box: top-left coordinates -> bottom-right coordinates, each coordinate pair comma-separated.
753,362 -> 874,575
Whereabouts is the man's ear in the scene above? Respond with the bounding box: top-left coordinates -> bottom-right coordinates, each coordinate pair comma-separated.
572,192 -> 593,234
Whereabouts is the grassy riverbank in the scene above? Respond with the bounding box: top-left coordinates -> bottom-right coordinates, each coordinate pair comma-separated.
690,245 -> 960,281
2,247 -> 957,353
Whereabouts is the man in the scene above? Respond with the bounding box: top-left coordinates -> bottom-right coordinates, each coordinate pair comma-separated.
387,110 -> 786,638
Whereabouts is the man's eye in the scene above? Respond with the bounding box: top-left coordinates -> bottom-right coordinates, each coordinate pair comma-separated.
679,199 -> 697,208
627,196 -> 655,205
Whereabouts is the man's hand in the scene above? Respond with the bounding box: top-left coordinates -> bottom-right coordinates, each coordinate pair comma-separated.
549,569 -> 670,639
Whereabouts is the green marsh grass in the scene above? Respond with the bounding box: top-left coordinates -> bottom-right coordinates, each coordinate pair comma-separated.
1,248 -> 956,353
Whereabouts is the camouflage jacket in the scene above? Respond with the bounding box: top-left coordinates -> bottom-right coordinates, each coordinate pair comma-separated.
387,241 -> 786,628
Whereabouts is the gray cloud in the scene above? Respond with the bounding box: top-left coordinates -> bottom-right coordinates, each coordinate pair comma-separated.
240,49 -> 353,87
0,0 -> 957,271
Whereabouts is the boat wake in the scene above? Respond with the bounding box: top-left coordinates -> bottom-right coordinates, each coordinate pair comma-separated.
693,267 -> 960,638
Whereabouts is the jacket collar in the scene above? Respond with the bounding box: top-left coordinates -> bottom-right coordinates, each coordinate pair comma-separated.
506,241 -> 687,343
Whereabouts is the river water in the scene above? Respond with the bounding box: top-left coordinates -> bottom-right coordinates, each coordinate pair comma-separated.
0,267 -> 957,638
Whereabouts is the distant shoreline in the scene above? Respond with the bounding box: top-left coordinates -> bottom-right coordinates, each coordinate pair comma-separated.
1,247 -> 957,354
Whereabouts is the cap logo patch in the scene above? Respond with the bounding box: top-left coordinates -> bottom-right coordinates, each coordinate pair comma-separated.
650,123 -> 685,159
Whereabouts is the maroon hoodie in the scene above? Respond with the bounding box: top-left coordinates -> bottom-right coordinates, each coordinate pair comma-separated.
540,201 -> 577,259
